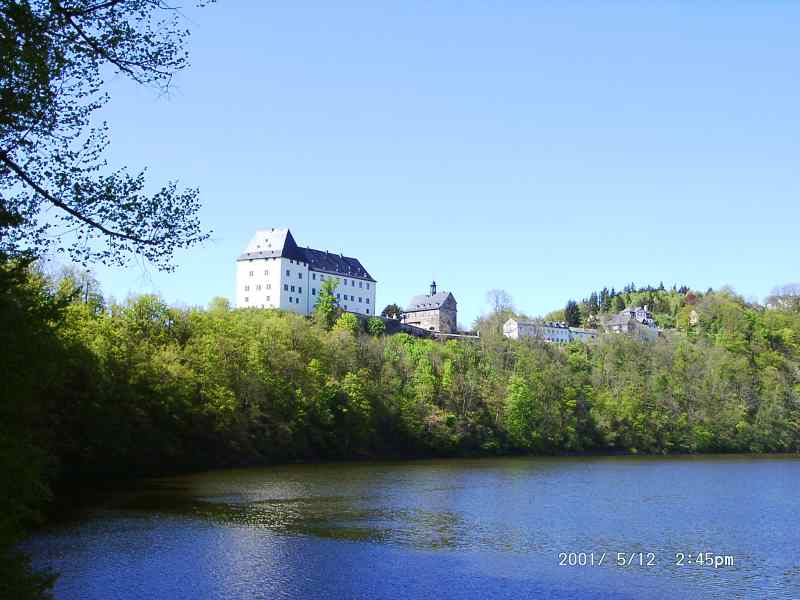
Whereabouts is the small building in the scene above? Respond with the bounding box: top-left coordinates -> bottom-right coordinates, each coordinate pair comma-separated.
502,318 -> 597,344
603,306 -> 658,341
236,228 -> 377,315
401,282 -> 457,333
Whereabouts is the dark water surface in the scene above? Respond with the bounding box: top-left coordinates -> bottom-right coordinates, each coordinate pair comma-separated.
25,455 -> 800,599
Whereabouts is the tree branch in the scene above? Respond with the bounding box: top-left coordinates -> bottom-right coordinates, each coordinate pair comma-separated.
0,149 -> 157,245
58,0 -> 128,16
56,9 -> 144,81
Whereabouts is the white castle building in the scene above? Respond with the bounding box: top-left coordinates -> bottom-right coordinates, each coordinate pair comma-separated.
236,228 -> 377,315
503,318 -> 599,344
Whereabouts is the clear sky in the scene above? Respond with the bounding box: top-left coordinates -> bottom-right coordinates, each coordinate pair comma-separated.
86,2 -> 800,326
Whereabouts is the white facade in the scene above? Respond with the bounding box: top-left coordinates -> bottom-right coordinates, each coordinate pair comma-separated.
236,228 -> 377,316
569,327 -> 599,343
503,318 -> 598,344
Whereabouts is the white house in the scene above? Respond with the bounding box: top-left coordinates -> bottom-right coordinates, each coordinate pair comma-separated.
503,318 -> 595,344
235,228 -> 377,315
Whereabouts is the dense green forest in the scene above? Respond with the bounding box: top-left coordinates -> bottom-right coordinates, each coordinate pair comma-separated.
3,263 -> 800,597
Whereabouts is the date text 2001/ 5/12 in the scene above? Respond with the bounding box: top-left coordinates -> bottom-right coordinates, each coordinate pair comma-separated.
558,552 -> 656,567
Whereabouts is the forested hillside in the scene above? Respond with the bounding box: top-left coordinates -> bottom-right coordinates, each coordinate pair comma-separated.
3,262 -> 800,596
544,282 -> 699,328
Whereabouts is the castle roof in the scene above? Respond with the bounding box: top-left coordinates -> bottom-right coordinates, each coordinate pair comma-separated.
237,228 -> 375,282
302,247 -> 375,281
405,291 -> 456,313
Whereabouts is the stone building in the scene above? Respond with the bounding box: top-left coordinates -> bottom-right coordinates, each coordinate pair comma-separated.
401,282 -> 458,333
236,228 -> 376,315
603,306 -> 658,341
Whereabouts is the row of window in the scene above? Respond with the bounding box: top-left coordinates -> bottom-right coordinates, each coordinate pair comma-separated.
312,273 -> 369,289
343,305 -> 371,315
283,284 -> 303,293
249,267 -> 372,292
241,296 -> 372,315
339,293 -> 369,304
244,284 -> 272,292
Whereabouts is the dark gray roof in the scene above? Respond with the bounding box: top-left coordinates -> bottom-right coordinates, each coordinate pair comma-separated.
405,291 -> 456,312
237,228 -> 375,282
302,247 -> 375,282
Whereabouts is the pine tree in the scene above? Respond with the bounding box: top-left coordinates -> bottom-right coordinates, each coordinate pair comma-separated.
600,287 -> 611,312
588,292 -> 599,314
565,300 -> 581,327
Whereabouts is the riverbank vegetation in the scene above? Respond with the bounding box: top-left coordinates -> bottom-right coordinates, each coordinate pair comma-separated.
9,265 -> 800,472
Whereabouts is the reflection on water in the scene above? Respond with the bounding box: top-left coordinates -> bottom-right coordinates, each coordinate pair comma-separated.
173,496 -> 468,548
25,455 -> 800,600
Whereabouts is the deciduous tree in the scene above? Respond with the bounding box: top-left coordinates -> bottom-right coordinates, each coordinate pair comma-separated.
1,0 -> 211,269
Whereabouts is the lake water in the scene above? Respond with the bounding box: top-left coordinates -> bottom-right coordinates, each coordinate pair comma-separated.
25,455 -> 800,599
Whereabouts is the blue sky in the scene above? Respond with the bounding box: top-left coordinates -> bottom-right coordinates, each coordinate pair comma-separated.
86,2 -> 800,326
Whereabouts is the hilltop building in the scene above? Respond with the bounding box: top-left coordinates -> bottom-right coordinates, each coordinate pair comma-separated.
502,318 -> 598,344
236,228 -> 376,315
604,306 -> 658,341
401,282 -> 458,333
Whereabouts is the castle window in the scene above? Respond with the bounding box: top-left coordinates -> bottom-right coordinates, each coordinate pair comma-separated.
249,271 -> 254,277
291,285 -> 295,292
358,297 -> 362,303
286,269 -> 290,276
367,283 -> 370,289
312,273 -> 316,280
298,273 -> 302,279
256,285 -> 262,291
266,296 -> 270,301
244,285 -> 250,291
244,297 -> 249,303
366,298 -> 370,304
359,282 -> 363,288
266,284 -> 271,290
284,284 -> 288,291
298,287 -> 302,293
366,309 -> 370,314
312,288 -> 316,295
264,270 -> 269,276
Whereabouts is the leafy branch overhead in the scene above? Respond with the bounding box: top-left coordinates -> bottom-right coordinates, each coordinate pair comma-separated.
0,0 -> 211,269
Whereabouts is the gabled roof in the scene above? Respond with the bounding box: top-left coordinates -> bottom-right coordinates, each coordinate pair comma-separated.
237,228 -> 375,282
237,228 -> 305,261
405,291 -> 456,312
